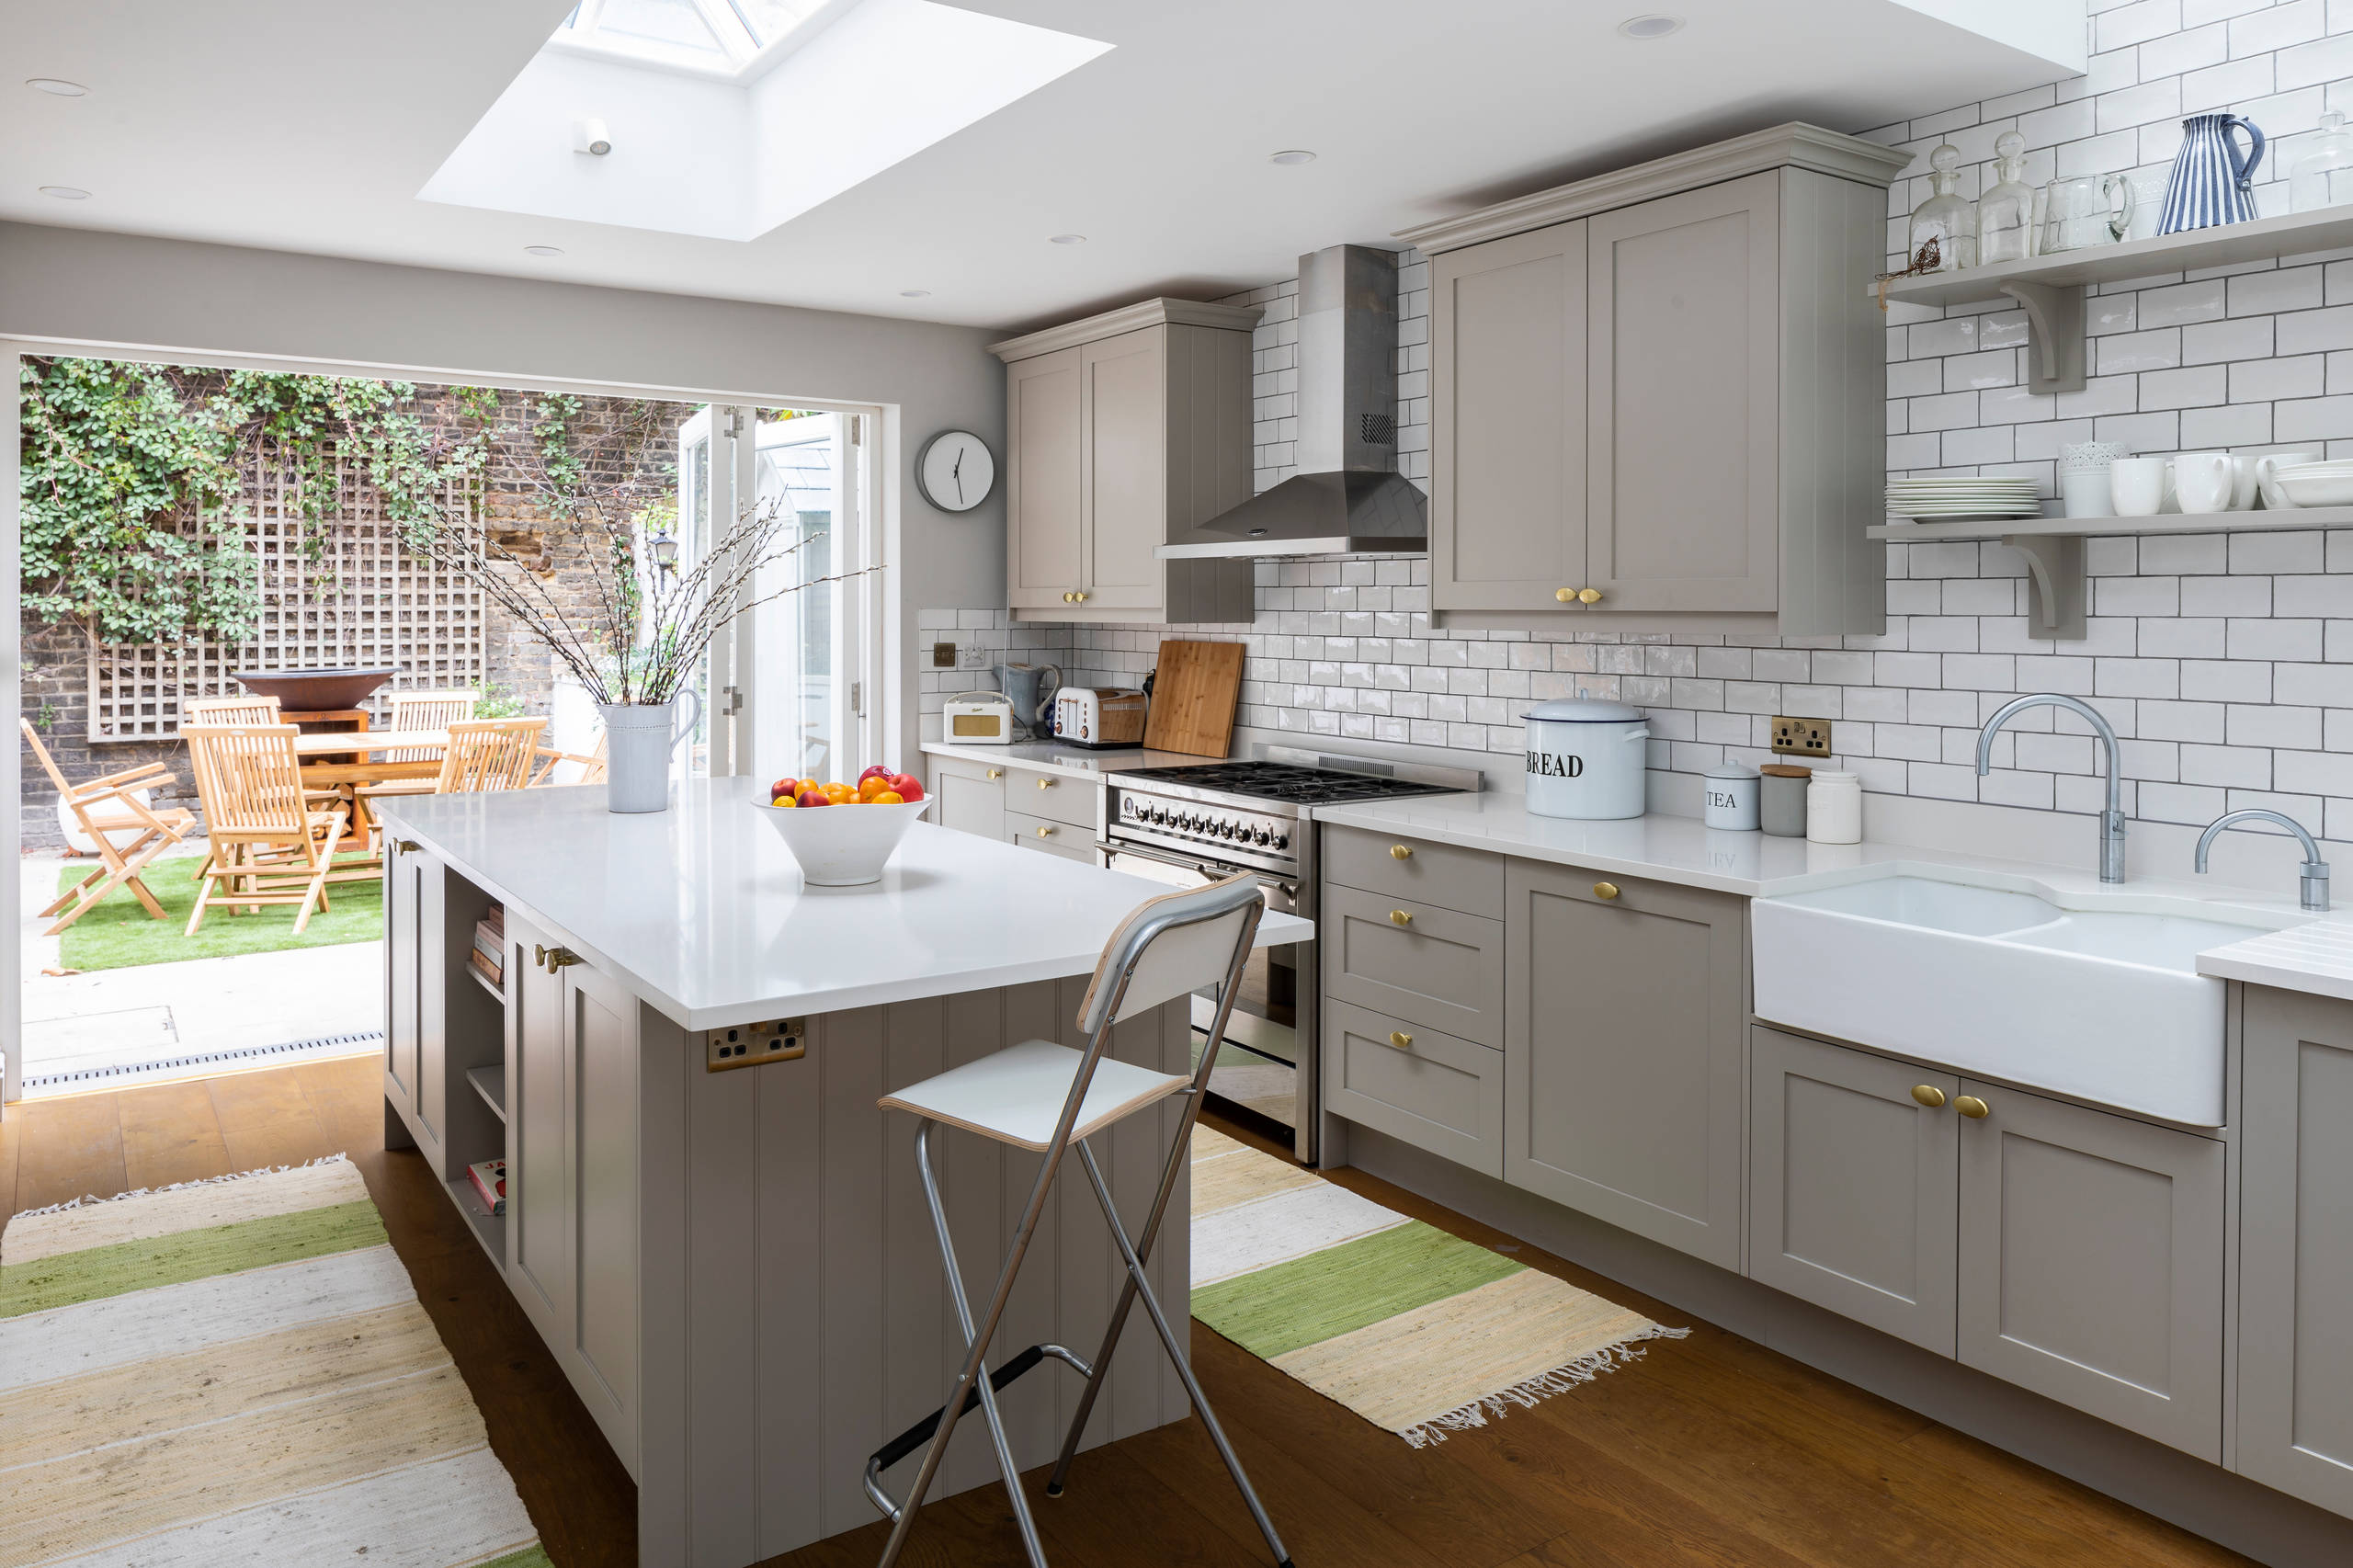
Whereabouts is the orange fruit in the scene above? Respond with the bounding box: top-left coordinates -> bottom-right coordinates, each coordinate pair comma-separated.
771,792 -> 798,808
871,790 -> 904,804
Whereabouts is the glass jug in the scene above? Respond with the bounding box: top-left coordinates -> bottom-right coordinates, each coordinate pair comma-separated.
2041,173 -> 2134,253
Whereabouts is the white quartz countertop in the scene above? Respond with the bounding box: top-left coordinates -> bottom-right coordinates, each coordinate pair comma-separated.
921,739 -> 1220,783
1313,792 -> 2353,998
376,780 -> 1311,1031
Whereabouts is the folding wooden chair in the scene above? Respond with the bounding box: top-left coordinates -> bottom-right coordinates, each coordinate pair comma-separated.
867,873 -> 1291,1568
385,688 -> 477,762
183,694 -> 282,726
529,731 -> 608,787
22,720 -> 197,936
184,724 -> 370,936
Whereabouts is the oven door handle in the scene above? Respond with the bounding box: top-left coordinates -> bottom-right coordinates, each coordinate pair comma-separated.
1097,840 -> 1230,880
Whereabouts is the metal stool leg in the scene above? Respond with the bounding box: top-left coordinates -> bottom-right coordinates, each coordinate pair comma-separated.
1073,1140 -> 1294,1568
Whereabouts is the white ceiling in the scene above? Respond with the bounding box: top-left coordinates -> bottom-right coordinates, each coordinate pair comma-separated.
3,0 -> 2081,334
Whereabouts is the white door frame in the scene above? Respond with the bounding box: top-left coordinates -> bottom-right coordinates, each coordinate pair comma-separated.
1,334 -> 893,1109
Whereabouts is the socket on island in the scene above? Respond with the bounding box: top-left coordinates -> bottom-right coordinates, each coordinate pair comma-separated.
1771,716 -> 1833,759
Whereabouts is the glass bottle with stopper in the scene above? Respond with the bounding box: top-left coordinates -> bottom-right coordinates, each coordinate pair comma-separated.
1906,143 -> 1977,272
2291,111 -> 2353,212
1979,131 -> 2037,264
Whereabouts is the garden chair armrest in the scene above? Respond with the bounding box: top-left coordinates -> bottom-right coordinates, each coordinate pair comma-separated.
85,761 -> 175,791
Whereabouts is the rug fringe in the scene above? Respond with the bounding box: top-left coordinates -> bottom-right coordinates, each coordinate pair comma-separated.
1396,1324 -> 1694,1449
9,1152 -> 350,1221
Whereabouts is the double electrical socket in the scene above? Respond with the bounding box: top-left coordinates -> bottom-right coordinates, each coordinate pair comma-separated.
1771,717 -> 1833,758
706,1017 -> 807,1073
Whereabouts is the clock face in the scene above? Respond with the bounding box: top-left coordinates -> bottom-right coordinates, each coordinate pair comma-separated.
916,430 -> 995,513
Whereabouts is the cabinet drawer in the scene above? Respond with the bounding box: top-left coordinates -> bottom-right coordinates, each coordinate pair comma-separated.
1324,1000 -> 1502,1178
1324,824 -> 1503,918
1008,768 -> 1097,829
1006,809 -> 1095,861
1323,883 -> 1504,1048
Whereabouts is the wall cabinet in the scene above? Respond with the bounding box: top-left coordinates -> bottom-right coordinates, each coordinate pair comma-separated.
506,911 -> 643,1476
1407,124 -> 1909,635
1503,862 -> 1746,1270
2238,987 -> 2353,1514
990,300 -> 1259,625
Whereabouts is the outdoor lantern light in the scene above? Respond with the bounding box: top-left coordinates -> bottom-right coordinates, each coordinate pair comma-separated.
651,530 -> 678,572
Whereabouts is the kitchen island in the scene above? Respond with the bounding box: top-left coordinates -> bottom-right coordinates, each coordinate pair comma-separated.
371,779 -> 1310,1568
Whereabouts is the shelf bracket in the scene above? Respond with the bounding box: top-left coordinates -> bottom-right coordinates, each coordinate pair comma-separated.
2002,532 -> 2086,641
1999,280 -> 2086,395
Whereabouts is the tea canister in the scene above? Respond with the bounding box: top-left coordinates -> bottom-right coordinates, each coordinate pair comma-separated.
1759,764 -> 1813,837
1701,764 -> 1760,831
1522,699 -> 1651,820
1806,770 -> 1864,845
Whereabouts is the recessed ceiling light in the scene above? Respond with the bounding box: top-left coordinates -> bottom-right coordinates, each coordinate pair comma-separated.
523,244 -> 565,256
40,186 -> 89,200
1049,233 -> 1086,245
1617,14 -> 1684,38
1269,149 -> 1316,165
27,78 -> 86,97
900,289 -> 931,298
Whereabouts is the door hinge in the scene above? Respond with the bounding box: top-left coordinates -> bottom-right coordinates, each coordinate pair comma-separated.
848,415 -> 862,447
851,680 -> 865,717
723,409 -> 747,439
721,684 -> 744,716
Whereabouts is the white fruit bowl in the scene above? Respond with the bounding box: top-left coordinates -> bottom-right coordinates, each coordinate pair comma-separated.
754,796 -> 931,886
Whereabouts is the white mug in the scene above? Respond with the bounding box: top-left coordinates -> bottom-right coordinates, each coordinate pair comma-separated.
2229,454 -> 2262,511
2110,457 -> 2171,517
2061,470 -> 2114,517
2173,451 -> 2234,515
2256,450 -> 2322,510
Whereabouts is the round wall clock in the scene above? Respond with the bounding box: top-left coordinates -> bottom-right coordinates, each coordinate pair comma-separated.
915,430 -> 995,513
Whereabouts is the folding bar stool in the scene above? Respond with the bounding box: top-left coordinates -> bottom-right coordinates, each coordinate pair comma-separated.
866,872 -> 1293,1568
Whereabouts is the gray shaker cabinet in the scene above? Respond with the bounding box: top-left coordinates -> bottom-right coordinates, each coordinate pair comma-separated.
382,838 -> 449,1165
2237,987 -> 2353,1515
1503,862 -> 1746,1270
931,756 -> 1007,841
1748,1027 -> 1960,1356
1956,1081 -> 2225,1462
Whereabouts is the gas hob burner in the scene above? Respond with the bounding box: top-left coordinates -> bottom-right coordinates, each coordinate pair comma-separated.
1114,760 -> 1456,807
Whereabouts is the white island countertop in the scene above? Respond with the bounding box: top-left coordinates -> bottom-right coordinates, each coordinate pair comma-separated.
375,780 -> 1310,1031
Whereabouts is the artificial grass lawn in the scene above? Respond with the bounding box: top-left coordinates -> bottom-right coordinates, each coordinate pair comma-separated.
54,859 -> 382,971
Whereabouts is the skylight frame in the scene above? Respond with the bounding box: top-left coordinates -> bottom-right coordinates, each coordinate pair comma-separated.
547,0 -> 796,83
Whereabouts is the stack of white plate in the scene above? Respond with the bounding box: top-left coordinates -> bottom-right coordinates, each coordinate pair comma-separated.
2269,460 -> 2353,509
1884,476 -> 2043,524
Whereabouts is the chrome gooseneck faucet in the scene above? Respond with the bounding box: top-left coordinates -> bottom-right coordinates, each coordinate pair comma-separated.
1976,693 -> 2127,883
2195,809 -> 2332,912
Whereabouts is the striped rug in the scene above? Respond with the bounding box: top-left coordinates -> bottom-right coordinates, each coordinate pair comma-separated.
1189,1127 -> 1687,1447
1,1156 -> 549,1568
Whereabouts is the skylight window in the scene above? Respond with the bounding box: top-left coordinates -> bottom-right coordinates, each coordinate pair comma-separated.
552,0 -> 832,79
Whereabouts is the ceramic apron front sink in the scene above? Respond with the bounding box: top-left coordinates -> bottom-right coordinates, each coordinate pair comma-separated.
1751,874 -> 2302,1125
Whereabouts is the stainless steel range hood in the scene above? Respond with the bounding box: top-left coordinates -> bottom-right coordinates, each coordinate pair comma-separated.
1159,244 -> 1426,560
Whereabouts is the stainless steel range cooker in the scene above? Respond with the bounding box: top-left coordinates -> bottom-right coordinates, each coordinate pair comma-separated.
1097,746 -> 1479,1163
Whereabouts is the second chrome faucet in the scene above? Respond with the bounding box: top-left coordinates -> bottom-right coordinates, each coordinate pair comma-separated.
1977,693 -> 2127,883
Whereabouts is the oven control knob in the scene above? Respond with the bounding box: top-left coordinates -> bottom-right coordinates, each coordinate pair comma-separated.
1274,833 -> 1290,850
1220,822 -> 1236,839
1254,827 -> 1272,845
1149,807 -> 1167,824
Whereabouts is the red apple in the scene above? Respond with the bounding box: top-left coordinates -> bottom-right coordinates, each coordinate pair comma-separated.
858,764 -> 894,785
796,790 -> 832,808
891,775 -> 925,802
771,776 -> 800,799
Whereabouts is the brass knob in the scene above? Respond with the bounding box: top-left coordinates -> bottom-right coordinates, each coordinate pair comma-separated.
395,839 -> 420,854
1556,586 -> 1575,603
1037,777 -> 1053,790
1063,592 -> 1074,603
1910,1085 -> 1947,1108
1955,1095 -> 1990,1119
986,768 -> 1003,780
1036,824 -> 1054,838
1594,881 -> 1620,900
1388,1030 -> 1414,1050
534,943 -> 548,970
1073,591 -> 1088,603
1389,908 -> 1413,926
1577,587 -> 1603,605
1390,843 -> 1413,859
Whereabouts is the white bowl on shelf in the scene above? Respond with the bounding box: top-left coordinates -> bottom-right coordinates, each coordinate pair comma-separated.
755,796 -> 932,886
2273,465 -> 2353,509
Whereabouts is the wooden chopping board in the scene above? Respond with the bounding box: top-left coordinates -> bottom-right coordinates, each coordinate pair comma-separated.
1142,640 -> 1245,757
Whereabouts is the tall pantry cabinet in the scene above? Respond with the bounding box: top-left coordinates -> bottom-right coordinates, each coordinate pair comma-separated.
1403,122 -> 1912,637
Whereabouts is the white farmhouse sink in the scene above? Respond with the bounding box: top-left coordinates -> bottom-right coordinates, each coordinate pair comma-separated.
1752,875 -> 2302,1125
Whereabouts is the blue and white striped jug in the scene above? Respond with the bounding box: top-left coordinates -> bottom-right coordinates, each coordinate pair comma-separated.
2157,114 -> 2267,234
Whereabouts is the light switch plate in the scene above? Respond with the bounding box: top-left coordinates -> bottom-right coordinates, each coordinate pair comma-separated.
1771,716 -> 1833,758
706,1017 -> 807,1072
931,642 -> 956,668
959,643 -> 987,670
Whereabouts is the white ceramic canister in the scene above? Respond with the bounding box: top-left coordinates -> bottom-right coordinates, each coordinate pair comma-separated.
1701,763 -> 1760,830
1805,770 -> 1863,845
1522,698 -> 1651,820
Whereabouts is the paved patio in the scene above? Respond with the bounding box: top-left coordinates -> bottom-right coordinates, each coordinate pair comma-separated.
18,846 -> 382,1097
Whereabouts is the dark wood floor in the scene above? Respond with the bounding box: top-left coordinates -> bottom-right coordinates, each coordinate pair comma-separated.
3,1060 -> 2254,1568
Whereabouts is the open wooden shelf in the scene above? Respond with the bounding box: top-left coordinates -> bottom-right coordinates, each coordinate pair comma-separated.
1870,505 -> 2353,543
466,961 -> 505,1007
466,1063 -> 506,1123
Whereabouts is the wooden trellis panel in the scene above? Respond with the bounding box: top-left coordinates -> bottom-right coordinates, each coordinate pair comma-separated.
87,441 -> 485,743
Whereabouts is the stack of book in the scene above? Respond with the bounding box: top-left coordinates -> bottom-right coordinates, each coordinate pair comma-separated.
467,1157 -> 506,1218
471,903 -> 505,992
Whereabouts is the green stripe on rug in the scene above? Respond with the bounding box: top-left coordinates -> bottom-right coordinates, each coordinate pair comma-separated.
476,1547 -> 556,1568
1192,1218 -> 1523,1360
0,1198 -> 388,1318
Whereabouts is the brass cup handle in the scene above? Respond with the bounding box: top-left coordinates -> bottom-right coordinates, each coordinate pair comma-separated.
1390,843 -> 1414,859
1036,825 -> 1055,838
1388,1030 -> 1414,1051
986,768 -> 1003,780
1955,1095 -> 1991,1119
1910,1085 -> 1948,1108
1594,881 -> 1620,900
1389,908 -> 1413,926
